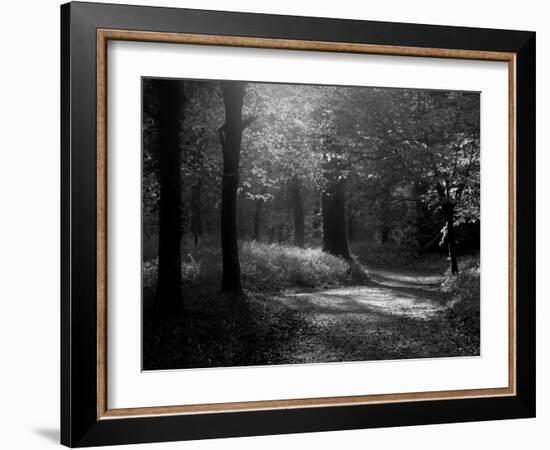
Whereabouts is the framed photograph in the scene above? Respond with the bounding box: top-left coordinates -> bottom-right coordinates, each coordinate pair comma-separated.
61,1 -> 535,447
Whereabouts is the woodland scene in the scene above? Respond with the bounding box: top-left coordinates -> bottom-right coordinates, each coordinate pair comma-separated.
142,78 -> 481,370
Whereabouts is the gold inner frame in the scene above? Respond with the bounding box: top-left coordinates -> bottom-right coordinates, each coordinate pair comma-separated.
96,28 -> 517,420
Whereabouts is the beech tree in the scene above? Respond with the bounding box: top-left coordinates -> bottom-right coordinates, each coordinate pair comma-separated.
289,177 -> 305,247
360,89 -> 480,274
219,82 -> 252,295
180,81 -> 224,247
240,84 -> 322,248
152,79 -> 185,312
314,102 -> 353,259
142,80 -> 480,307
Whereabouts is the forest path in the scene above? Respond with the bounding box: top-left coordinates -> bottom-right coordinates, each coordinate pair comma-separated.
271,269 -> 454,363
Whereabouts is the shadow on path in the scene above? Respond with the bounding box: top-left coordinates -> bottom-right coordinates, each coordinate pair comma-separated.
271,268 -> 457,363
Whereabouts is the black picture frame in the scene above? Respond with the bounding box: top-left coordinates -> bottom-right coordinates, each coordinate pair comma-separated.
61,1 -> 535,447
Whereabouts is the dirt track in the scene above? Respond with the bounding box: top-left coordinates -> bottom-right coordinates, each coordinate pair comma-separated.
271,269 -> 462,363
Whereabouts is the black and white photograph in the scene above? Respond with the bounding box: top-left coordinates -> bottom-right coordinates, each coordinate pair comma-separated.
1,0 -> 541,447
142,78 -> 481,371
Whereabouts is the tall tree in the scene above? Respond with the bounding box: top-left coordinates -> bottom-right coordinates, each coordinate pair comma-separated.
289,177 -> 305,247
322,178 -> 350,258
441,199 -> 459,274
219,82 -> 250,295
154,79 -> 185,312
180,81 -> 224,245
189,128 -> 205,247
240,84 -> 322,248
312,194 -> 322,239
316,107 -> 351,259
359,89 -> 480,274
190,177 -> 203,247
252,186 -> 267,241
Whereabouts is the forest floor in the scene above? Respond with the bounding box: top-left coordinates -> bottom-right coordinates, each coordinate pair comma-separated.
143,243 -> 480,370
265,268 -> 462,363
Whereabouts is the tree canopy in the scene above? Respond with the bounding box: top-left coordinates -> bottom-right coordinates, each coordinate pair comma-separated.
143,79 -> 480,302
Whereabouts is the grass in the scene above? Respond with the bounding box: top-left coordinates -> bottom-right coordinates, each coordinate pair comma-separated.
144,241 -> 368,293
438,256 -> 481,356
143,241 -> 480,369
143,241 -> 367,370
350,241 -> 447,274
241,241 -> 368,291
350,242 -> 480,356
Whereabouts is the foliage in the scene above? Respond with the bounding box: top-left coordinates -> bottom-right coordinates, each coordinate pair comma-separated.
143,249 -> 481,369
350,241 -> 445,271
143,241 -> 367,293
142,79 -> 481,368
439,256 -> 481,355
143,80 -> 480,259
241,241 -> 367,290
360,89 -> 481,246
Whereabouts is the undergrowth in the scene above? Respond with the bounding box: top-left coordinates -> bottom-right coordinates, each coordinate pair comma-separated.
142,241 -> 480,369
143,241 -> 368,293
350,241 -> 446,273
142,286 -> 309,370
142,241 -> 368,369
439,256 -> 480,356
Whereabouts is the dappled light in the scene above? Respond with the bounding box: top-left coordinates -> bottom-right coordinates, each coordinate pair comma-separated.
142,78 -> 480,370
282,283 -> 442,319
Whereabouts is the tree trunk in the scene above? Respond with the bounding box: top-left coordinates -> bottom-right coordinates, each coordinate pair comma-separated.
290,178 -> 305,248
253,199 -> 262,242
219,82 -> 246,295
347,202 -> 354,242
322,178 -> 350,259
312,194 -> 322,239
191,177 -> 203,247
444,202 -> 459,276
381,226 -> 389,244
253,186 -> 267,242
154,79 -> 184,313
